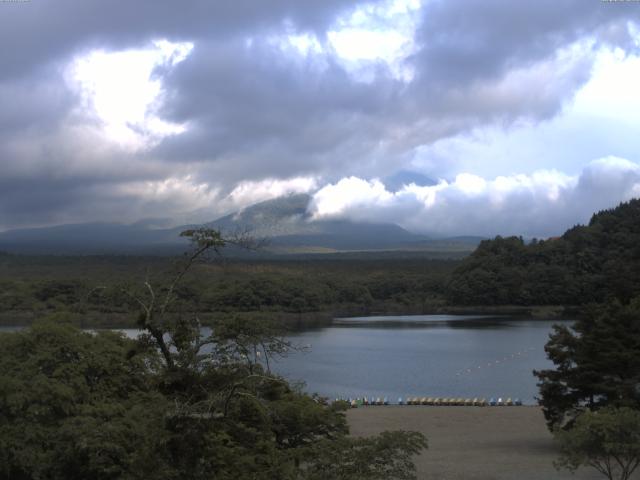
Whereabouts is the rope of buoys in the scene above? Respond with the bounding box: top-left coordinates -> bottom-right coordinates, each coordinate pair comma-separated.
455,347 -> 536,377
336,396 -> 523,407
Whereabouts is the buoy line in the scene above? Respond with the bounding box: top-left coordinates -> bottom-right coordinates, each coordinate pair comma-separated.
454,346 -> 536,377
333,396 -> 524,407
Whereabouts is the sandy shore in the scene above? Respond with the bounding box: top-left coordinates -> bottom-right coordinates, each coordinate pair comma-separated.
347,406 -> 624,480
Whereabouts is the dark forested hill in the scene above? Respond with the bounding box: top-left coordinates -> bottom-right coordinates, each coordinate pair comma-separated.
447,198 -> 640,306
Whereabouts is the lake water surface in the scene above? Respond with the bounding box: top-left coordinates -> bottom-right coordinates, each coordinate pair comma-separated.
272,315 -> 569,405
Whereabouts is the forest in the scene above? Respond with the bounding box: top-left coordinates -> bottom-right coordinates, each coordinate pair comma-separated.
4,200 -> 640,329
447,199 -> 640,306
0,252 -> 457,328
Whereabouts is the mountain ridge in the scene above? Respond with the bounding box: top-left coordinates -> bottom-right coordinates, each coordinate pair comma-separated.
0,194 -> 480,255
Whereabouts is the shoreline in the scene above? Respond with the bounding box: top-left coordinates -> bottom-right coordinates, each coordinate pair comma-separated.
347,406 -> 609,480
0,305 -> 576,330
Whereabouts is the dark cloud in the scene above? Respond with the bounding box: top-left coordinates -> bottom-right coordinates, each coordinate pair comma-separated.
394,0 -> 640,142
0,63 -> 76,139
155,37 -> 400,183
0,0 -> 639,232
154,0 -> 640,187
412,0 -> 639,88
0,0 -> 371,80
0,177 -> 100,227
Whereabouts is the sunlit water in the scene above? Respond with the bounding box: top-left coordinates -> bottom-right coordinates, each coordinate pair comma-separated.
1,315 -> 570,405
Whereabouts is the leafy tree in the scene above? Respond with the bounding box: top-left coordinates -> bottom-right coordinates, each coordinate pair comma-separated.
302,430 -> 428,480
535,299 -> 640,429
0,228 -> 428,479
0,317 -> 169,480
554,407 -> 640,480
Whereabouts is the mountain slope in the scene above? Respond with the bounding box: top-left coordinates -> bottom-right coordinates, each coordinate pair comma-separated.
208,194 -> 429,251
0,194 -> 479,255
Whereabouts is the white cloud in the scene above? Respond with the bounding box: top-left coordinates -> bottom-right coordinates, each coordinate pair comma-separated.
310,177 -> 393,216
326,0 -> 421,82
226,176 -> 318,208
309,157 -> 640,237
411,44 -> 640,178
113,175 -> 220,221
267,0 -> 420,83
67,39 -> 193,150
108,175 -> 319,225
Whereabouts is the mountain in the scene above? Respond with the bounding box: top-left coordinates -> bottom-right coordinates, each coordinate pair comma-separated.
207,194 -> 433,251
0,194 -> 480,255
382,170 -> 437,192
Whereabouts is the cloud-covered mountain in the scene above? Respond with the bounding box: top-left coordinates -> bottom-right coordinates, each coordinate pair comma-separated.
0,194 -> 480,255
2,156 -> 640,254
208,193 -> 433,251
309,158 -> 640,238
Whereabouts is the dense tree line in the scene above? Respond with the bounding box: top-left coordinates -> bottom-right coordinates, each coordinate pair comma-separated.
447,199 -> 640,306
0,255 -> 455,327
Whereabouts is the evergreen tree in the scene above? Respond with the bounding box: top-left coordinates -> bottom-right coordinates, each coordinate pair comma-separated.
535,299 -> 640,429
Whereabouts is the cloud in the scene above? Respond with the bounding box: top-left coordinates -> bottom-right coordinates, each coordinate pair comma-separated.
411,0 -> 639,90
0,0 -> 369,81
66,39 -> 193,149
0,172 -> 319,231
226,177 -> 318,209
0,1 -> 639,230
309,157 -> 640,237
152,0 -> 640,177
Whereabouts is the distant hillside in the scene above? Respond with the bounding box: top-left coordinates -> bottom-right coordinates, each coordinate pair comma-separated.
0,194 -> 480,256
208,194 -> 311,237
208,194 -> 436,251
447,198 -> 640,305
0,222 -> 188,255
381,170 -> 437,192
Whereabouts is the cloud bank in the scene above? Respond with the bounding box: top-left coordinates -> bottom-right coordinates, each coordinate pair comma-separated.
0,0 -> 639,233
309,157 -> 640,238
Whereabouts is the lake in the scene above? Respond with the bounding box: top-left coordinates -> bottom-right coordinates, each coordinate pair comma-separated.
272,315 -> 569,405
0,315 -> 569,405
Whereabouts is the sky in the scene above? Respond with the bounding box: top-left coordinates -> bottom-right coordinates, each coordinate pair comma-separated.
1,0 -> 640,237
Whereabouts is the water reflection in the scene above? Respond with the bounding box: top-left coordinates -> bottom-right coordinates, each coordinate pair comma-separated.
333,315 -> 518,329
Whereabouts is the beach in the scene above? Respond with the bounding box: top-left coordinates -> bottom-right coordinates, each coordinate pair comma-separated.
347,406 -> 617,480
